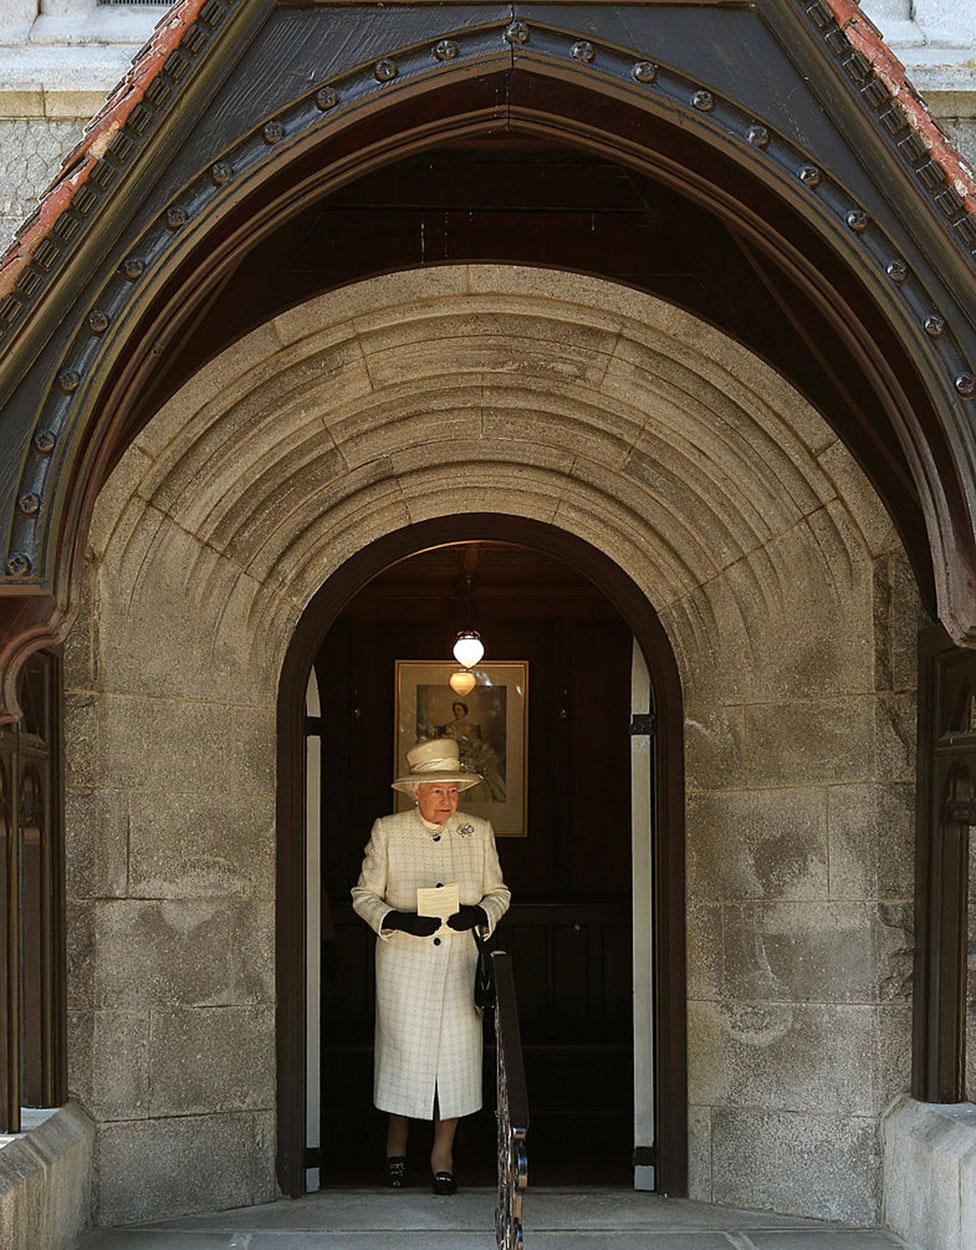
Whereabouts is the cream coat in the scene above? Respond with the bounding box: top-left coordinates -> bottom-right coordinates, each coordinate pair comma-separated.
351,809 -> 511,1120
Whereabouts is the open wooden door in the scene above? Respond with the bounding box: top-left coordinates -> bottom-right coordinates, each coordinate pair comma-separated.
306,670 -> 322,1193
631,641 -> 655,1191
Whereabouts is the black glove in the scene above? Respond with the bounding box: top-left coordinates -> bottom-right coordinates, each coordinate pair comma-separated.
447,905 -> 488,932
383,910 -> 441,937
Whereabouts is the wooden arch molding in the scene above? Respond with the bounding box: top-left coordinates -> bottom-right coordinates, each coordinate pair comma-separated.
275,512 -> 687,1199
1,0 -> 976,723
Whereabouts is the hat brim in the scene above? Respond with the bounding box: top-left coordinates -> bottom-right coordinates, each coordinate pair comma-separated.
392,773 -> 482,793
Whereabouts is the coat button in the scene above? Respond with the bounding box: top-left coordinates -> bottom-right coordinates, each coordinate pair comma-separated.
433,834 -> 441,842
436,882 -> 443,888
433,937 -> 441,946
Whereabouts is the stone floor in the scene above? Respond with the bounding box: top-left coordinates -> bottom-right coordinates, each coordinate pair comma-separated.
76,1189 -> 908,1249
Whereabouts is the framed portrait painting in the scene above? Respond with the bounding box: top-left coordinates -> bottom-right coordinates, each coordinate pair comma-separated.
394,661 -> 528,837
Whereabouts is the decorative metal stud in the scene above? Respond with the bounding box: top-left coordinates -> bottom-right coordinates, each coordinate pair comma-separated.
18,493 -> 40,517
434,39 -> 458,61
886,259 -> 908,283
374,59 -> 398,82
955,372 -> 976,397
746,124 -> 770,148
315,86 -> 339,110
5,553 -> 31,578
59,369 -> 80,393
692,90 -> 714,112
632,61 -> 657,84
924,315 -> 946,338
34,430 -> 56,454
846,209 -> 869,233
88,309 -> 109,334
165,206 -> 188,230
263,121 -> 284,143
122,257 -> 145,280
571,41 -> 595,63
504,21 -> 529,45
211,161 -> 232,185
798,164 -> 821,188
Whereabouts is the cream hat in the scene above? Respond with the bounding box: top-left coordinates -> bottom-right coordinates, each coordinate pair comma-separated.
392,737 -> 483,793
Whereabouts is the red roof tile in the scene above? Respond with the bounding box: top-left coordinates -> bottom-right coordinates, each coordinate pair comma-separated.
826,0 -> 976,213
0,0 -> 209,303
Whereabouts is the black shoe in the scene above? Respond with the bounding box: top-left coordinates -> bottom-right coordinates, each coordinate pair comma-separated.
386,1156 -> 407,1188
431,1169 -> 457,1195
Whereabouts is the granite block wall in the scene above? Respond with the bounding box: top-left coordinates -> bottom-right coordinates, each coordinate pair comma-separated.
0,119 -> 80,251
677,551 -> 919,1222
0,1104 -> 94,1250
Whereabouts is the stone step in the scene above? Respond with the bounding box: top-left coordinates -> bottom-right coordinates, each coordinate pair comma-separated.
76,1190 -> 907,1250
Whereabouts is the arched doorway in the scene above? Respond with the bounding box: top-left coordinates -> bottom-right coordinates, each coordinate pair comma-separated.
273,512 -> 684,1195
53,264 -> 920,1227
317,540 -> 645,1188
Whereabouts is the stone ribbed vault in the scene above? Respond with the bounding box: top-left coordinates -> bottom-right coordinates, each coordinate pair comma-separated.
65,266 -> 918,1226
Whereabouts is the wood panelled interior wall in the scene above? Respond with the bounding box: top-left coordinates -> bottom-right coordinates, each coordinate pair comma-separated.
315,542 -> 636,1184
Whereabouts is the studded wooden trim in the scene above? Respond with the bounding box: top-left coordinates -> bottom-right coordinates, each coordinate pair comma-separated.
0,0 -> 244,348
800,0 -> 976,261
2,14 -> 975,588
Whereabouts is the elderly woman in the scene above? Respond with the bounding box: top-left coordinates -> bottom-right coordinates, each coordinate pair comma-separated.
351,737 -> 511,1193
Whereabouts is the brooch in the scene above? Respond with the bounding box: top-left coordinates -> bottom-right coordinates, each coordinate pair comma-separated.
457,823 -> 474,838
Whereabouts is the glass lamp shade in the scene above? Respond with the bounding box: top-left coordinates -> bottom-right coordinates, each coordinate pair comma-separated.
452,629 -> 485,668
449,670 -> 477,697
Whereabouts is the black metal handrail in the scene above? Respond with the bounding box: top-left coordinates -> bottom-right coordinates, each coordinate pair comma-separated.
492,950 -> 528,1250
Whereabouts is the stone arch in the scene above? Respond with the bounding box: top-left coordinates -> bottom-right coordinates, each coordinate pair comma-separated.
4,4 -> 976,722
64,266 -> 917,1227
83,266 -> 898,699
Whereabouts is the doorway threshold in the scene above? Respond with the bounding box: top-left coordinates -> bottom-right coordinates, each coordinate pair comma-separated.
77,1190 -> 907,1248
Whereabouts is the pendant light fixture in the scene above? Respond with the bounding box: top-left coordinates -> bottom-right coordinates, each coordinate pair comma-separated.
452,629 -> 484,669
451,557 -> 485,670
449,669 -> 478,697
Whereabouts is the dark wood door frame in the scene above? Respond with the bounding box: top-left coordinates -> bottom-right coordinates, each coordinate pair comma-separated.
912,623 -> 976,1102
275,514 -> 687,1199
0,651 -> 65,1133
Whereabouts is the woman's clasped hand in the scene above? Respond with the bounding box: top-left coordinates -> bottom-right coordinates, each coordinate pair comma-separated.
447,905 -> 488,931
383,910 -> 441,937
382,905 -> 488,935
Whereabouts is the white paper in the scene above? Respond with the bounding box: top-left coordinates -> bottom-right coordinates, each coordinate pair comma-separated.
417,883 -> 460,933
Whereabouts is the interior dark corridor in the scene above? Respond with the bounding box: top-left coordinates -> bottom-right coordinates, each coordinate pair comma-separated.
315,540 -> 636,1187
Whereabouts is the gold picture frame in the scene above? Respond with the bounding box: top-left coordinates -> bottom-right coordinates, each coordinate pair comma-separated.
394,660 -> 528,837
